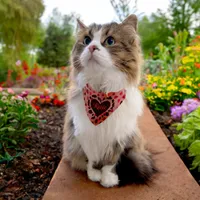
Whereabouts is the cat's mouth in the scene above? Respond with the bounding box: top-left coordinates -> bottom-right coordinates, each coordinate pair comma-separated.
88,54 -> 100,65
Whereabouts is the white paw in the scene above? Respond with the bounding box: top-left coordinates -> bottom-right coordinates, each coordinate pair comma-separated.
87,169 -> 101,182
101,172 -> 119,188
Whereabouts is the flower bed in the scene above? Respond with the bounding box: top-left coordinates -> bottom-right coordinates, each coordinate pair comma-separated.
0,61 -> 69,96
142,34 -> 200,184
0,106 -> 65,199
0,88 -> 66,199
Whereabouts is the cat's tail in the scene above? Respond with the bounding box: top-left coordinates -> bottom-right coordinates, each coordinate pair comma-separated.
115,149 -> 157,186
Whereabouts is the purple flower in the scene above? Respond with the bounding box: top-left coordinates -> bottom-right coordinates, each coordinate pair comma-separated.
183,99 -> 200,113
171,106 -> 183,120
26,76 -> 34,81
171,99 -> 200,120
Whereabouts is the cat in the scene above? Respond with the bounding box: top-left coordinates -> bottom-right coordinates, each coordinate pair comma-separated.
62,14 -> 155,188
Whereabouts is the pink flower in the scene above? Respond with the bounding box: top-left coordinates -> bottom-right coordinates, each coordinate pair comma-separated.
0,87 -> 3,92
17,95 -> 23,100
152,83 -> 157,88
16,60 -> 22,66
40,95 -> 45,99
7,88 -> 14,94
19,91 -> 29,98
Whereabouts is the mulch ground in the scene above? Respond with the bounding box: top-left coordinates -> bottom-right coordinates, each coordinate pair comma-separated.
0,106 -> 199,200
0,106 -> 66,200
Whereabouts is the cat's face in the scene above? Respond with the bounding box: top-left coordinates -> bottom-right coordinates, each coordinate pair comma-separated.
71,15 -> 142,86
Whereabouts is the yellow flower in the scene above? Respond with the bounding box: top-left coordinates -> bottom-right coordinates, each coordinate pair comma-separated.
182,56 -> 194,64
180,88 -> 193,95
147,74 -> 153,81
167,85 -> 177,91
157,92 -> 162,98
185,81 -> 192,86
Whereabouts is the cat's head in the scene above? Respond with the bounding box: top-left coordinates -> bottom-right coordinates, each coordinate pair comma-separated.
71,15 -> 143,88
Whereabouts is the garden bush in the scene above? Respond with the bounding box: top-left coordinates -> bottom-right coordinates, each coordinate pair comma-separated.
174,106 -> 200,172
0,88 -> 39,163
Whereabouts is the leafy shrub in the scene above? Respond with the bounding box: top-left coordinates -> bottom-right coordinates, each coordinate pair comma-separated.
143,30 -> 189,76
174,107 -> 200,171
143,59 -> 163,75
0,88 -> 39,162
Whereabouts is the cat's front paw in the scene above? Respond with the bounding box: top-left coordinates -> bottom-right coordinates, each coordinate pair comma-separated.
87,168 -> 101,182
101,172 -> 119,188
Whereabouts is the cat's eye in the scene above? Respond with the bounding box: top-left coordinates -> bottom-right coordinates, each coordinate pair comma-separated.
105,36 -> 115,46
83,36 -> 91,45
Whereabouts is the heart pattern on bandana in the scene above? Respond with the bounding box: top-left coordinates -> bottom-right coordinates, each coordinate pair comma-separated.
83,84 -> 126,126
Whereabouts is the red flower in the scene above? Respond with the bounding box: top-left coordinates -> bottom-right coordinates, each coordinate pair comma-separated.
22,61 -> 29,75
31,67 -> 39,75
57,72 -> 61,79
53,99 -> 59,106
31,103 -> 40,111
53,99 -> 65,106
16,73 -> 22,81
52,93 -> 58,99
40,98 -> 45,104
0,82 -> 5,87
183,68 -> 187,72
54,79 -> 61,85
194,63 -> 200,69
45,97 -> 51,103
31,97 -> 39,104
61,66 -> 66,70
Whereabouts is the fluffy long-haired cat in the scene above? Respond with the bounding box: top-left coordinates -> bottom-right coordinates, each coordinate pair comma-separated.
62,14 -> 155,188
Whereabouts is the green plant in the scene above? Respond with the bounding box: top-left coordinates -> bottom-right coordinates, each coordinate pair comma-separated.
0,89 -> 39,163
143,59 -> 163,75
154,30 -> 189,75
37,9 -> 75,68
174,107 -> 200,171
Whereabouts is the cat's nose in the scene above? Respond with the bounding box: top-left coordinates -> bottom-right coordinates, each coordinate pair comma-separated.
89,45 -> 98,53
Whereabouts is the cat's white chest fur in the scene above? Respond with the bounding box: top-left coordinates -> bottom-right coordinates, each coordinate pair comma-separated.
68,85 -> 143,162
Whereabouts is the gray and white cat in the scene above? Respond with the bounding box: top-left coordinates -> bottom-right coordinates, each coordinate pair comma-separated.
62,15 -> 155,188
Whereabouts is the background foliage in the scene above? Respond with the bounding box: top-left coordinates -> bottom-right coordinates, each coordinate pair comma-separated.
37,9 -> 75,68
110,0 -> 200,56
0,0 -> 45,64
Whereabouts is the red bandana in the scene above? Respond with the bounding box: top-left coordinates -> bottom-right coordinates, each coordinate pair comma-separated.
83,84 -> 126,126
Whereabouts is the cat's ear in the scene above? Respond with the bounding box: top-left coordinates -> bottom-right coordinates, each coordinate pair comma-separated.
122,14 -> 138,31
77,18 -> 87,30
